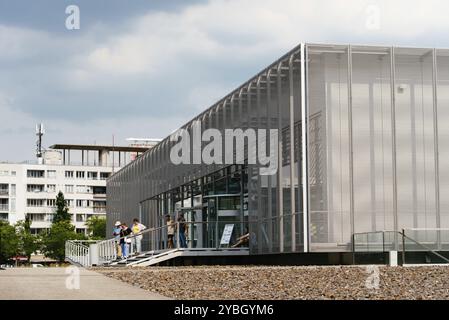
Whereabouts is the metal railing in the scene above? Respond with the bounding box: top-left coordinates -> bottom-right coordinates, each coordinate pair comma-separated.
66,220 -> 250,266
140,220 -> 250,253
353,229 -> 449,265
3,159 -> 117,168
98,238 -> 117,264
66,214 -> 310,266
65,240 -> 91,267
66,215 -> 307,266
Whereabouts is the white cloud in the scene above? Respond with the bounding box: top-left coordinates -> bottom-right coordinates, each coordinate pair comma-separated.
69,0 -> 449,87
2,0 -> 449,161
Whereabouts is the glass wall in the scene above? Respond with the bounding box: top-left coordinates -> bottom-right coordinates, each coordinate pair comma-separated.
306,44 -> 447,251
351,46 -> 394,234
395,48 -> 437,232
108,43 -> 449,255
437,49 -> 449,230
307,44 -> 351,251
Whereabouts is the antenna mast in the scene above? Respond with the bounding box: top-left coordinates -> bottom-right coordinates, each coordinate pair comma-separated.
36,123 -> 45,164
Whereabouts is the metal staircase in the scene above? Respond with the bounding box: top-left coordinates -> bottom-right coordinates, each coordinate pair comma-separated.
65,220 -> 250,268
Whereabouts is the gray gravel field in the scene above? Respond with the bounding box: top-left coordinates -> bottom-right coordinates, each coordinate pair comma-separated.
94,265 -> 449,300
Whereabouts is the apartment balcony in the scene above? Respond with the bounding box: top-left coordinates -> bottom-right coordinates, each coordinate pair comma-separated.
0,213 -> 8,221
93,206 -> 106,213
26,206 -> 54,214
30,220 -> 52,228
93,193 -> 106,199
0,190 -> 8,197
26,192 -> 49,198
0,204 -> 9,211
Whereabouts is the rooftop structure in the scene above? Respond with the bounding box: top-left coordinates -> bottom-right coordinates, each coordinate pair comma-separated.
49,144 -> 150,167
0,138 -> 156,234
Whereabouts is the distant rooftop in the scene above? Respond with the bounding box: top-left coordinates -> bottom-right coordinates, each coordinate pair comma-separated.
126,138 -> 162,143
49,144 -> 150,153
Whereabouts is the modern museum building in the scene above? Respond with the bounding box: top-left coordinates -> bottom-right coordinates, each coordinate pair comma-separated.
107,43 -> 449,262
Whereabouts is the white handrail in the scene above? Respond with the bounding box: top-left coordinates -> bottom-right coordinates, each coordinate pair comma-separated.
66,219 -> 252,266
65,240 -> 91,267
98,238 -> 117,264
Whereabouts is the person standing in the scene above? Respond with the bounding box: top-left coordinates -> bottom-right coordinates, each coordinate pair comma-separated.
177,212 -> 188,248
131,218 -> 146,255
166,215 -> 175,249
119,223 -> 132,259
113,221 -> 122,259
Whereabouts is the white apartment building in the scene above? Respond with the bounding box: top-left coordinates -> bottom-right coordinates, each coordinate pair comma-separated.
0,143 -> 149,234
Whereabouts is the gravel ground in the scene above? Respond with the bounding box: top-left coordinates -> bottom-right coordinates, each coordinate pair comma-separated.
94,265 -> 449,300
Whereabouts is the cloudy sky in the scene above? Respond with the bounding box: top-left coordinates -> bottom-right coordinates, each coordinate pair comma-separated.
1,0 -> 448,161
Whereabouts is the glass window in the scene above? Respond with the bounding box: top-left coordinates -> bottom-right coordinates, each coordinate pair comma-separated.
87,171 -> 98,180
27,170 -> 45,178
76,171 -> 85,179
437,49 -> 449,229
100,172 -> 110,180
307,44 -> 350,247
10,198 -> 16,212
395,48 -> 436,230
218,197 -> 240,210
0,184 -> 8,196
27,184 -> 44,193
27,199 -> 45,207
47,170 -> 56,179
29,213 -> 45,222
351,46 -> 394,233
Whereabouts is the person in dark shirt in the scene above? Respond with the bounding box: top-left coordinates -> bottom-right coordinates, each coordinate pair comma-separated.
120,223 -> 132,259
177,213 -> 188,248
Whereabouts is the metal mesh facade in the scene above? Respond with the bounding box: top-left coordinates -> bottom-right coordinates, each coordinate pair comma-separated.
107,43 -> 449,253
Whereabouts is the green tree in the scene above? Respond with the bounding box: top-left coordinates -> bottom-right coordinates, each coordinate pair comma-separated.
53,191 -> 70,223
0,220 -> 19,264
42,220 -> 84,262
15,217 -> 41,263
86,216 -> 106,239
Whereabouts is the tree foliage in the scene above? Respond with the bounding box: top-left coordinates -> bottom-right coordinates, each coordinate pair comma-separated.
86,216 -> 106,239
53,191 -> 70,223
0,221 -> 19,264
42,220 -> 84,262
15,217 -> 41,263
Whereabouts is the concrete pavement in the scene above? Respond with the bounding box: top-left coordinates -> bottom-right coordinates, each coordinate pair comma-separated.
0,267 -> 170,300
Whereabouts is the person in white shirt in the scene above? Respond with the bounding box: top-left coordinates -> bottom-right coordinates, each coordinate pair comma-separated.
166,215 -> 176,248
131,218 -> 146,255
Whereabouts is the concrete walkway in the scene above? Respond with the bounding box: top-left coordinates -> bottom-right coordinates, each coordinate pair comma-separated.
0,267 -> 170,300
